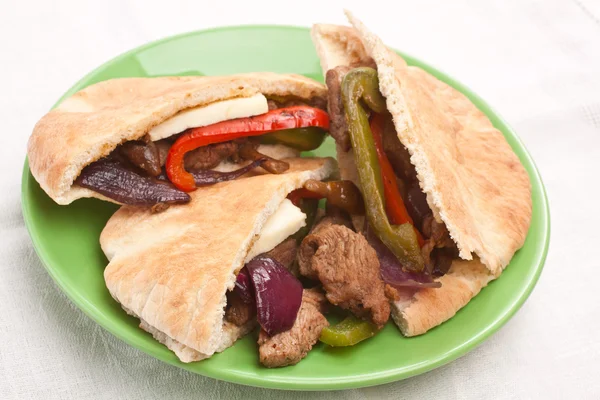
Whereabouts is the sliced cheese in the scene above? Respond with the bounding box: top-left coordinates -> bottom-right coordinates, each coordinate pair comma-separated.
245,199 -> 306,263
148,93 -> 269,141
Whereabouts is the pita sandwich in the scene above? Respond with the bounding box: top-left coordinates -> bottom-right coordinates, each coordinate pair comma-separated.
101,157 -> 336,362
28,73 -> 327,206
311,12 -> 532,336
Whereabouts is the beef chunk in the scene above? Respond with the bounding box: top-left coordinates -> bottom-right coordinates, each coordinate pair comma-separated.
297,219 -> 390,327
421,214 -> 459,275
265,237 -> 298,272
184,140 -> 241,171
301,287 -> 329,313
258,288 -> 328,368
120,136 -> 162,176
155,139 -> 172,167
307,96 -> 327,111
225,292 -> 255,327
380,114 -> 417,183
311,214 -> 353,236
325,66 -> 352,151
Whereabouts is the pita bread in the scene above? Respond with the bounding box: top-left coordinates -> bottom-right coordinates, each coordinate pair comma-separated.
391,258 -> 494,336
101,157 -> 336,361
28,73 -> 327,205
311,13 -> 531,335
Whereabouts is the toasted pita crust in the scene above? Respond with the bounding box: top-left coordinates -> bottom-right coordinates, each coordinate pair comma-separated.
311,24 -> 370,73
391,258 -> 494,336
139,319 -> 255,363
119,304 -> 255,362
101,157 -> 336,361
28,73 -> 326,205
311,14 -> 532,335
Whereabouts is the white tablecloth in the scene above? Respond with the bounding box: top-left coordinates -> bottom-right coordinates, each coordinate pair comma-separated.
2,0 -> 600,398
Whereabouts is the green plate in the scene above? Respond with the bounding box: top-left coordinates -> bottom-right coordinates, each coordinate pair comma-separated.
21,26 -> 550,390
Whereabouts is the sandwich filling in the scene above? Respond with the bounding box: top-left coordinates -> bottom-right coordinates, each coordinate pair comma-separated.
100,66 -> 463,368
219,65 -> 460,367
75,94 -> 329,209
325,63 -> 458,276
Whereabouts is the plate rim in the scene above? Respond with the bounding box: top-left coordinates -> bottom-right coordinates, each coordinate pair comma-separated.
21,24 -> 551,391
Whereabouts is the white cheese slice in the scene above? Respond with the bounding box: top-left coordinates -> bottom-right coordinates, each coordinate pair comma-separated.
245,199 -> 306,263
148,93 -> 269,141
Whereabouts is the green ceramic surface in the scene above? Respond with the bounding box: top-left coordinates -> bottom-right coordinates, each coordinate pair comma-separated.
21,26 -> 550,390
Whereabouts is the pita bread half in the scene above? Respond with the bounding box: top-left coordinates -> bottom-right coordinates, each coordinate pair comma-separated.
101,157 -> 336,362
311,14 -> 532,336
311,24 -> 371,73
314,14 -> 532,277
28,73 -> 326,205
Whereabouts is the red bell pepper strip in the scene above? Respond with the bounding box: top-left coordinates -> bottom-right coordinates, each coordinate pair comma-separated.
166,106 -> 330,192
370,113 -> 425,247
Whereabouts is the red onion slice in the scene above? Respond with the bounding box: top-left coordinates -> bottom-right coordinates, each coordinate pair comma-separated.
366,225 -> 441,290
76,159 -> 190,206
380,262 -> 442,289
233,267 -> 255,305
245,255 -> 303,336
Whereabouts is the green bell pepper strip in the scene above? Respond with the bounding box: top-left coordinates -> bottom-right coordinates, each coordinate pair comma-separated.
319,316 -> 379,346
341,67 -> 424,271
260,127 -> 327,151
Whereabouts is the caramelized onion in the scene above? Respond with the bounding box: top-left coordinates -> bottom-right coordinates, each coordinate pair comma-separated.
76,159 -> 190,206
239,143 -> 290,174
303,179 -> 365,215
192,159 -> 266,186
